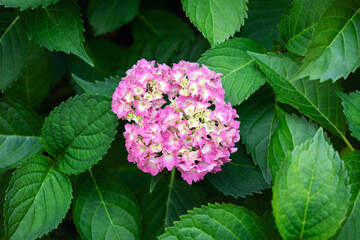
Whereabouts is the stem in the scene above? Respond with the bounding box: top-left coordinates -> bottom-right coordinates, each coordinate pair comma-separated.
169,167 -> 175,188
164,168 -> 176,226
342,135 -> 355,151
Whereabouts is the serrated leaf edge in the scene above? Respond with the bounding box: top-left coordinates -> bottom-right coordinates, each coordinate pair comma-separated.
41,94 -> 117,175
3,155 -> 73,239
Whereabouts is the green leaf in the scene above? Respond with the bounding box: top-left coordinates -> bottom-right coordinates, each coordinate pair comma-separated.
73,168 -> 142,240
268,107 -> 318,180
249,52 -> 347,138
198,38 -> 267,105
236,85 -> 277,184
159,203 -> 280,240
41,94 -> 118,175
0,98 -> 43,171
181,0 -> 248,46
5,43 -> 52,107
140,177 -> 204,240
170,36 -> 210,63
206,144 -> 270,198
88,0 -> 140,35
69,39 -> 123,85
20,0 -> 93,66
338,195 -> 360,240
343,151 -> 360,200
272,129 -> 350,239
0,8 -> 28,92
132,9 -> 194,41
122,36 -> 185,67
113,167 -> 152,199
337,151 -> 360,240
339,91 -> 360,141
149,171 -> 166,194
0,0 -> 59,10
0,171 -> 11,238
295,0 -> 360,82
241,0 -> 292,51
280,0 -> 335,56
72,74 -> 120,98
4,155 -> 72,240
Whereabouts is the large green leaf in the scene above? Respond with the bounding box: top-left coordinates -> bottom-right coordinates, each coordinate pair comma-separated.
140,177 -> 204,240
88,0 -> 140,35
337,151 -> 360,240
0,0 -> 59,10
5,44 -> 52,107
280,0 -> 335,56
181,0 -> 248,46
41,94 -> 118,175
241,0 -> 292,51
132,9 -> 194,41
206,144 -> 270,198
236,85 -> 277,184
198,38 -> 267,105
159,203 -> 280,240
272,129 -> 350,239
339,91 -> 360,141
69,39 -> 123,85
20,0 -> 93,66
249,52 -> 347,139
0,8 -> 28,92
268,107 -> 318,180
4,155 -> 72,240
295,0 -> 360,82
73,168 -> 142,240
0,98 -> 43,171
73,74 -> 120,98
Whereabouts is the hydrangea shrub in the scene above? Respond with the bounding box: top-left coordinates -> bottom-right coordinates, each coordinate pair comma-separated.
0,0 -> 359,239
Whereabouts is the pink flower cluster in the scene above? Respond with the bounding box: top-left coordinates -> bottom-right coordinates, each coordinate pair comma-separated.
112,59 -> 240,184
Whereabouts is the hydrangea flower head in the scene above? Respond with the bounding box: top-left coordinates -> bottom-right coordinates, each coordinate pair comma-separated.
112,59 -> 240,184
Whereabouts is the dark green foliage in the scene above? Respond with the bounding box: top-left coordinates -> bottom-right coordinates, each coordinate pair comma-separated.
182,0 -> 248,45
236,86 -> 276,184
0,8 -> 28,92
5,44 -> 52,107
268,107 -> 318,180
199,38 -> 267,105
0,98 -> 43,170
273,129 -> 350,239
206,144 -> 270,198
20,0 -> 93,66
159,203 -> 280,240
140,177 -> 204,240
0,0 -> 359,239
249,52 -> 347,138
88,0 -> 140,35
338,151 -> 360,239
73,168 -> 142,240
41,94 -> 118,174
132,9 -> 194,41
339,91 -> 360,141
0,0 -> 59,10
4,156 -> 72,239
241,0 -> 292,50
